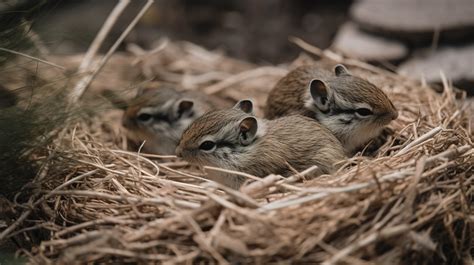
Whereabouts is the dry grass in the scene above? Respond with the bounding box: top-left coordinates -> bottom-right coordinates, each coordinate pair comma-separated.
1,38 -> 473,264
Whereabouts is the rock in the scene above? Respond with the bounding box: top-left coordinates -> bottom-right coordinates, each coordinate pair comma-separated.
398,44 -> 474,94
351,0 -> 474,43
332,22 -> 408,62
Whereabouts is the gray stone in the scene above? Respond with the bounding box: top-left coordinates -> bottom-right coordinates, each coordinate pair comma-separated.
351,0 -> 474,43
398,44 -> 474,94
332,23 -> 408,62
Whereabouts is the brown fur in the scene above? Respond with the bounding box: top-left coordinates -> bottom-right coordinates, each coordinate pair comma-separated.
124,85 -> 226,125
264,65 -> 332,119
177,108 -> 346,188
241,115 -> 346,176
264,64 -> 397,154
265,65 -> 396,118
123,83 -> 229,154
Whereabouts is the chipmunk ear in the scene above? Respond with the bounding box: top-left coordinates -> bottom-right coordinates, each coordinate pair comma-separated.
177,99 -> 194,117
234,99 -> 254,114
334,64 -> 350,76
136,86 -> 156,97
309,79 -> 330,112
238,117 -> 258,145
136,81 -> 163,96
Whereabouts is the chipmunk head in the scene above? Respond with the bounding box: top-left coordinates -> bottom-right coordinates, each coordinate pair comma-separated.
176,100 -> 264,168
305,64 -> 398,152
123,85 -> 204,154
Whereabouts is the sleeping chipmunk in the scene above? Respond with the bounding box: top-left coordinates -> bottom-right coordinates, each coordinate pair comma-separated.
176,100 -> 346,189
264,64 -> 398,154
107,83 -> 229,155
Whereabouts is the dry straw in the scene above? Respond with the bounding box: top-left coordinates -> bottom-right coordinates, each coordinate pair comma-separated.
0,7 -> 473,265
0,40 -> 469,264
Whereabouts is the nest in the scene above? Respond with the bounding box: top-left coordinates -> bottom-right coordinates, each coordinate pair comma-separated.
1,39 -> 472,264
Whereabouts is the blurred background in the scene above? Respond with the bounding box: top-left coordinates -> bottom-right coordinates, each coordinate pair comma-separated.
0,1 -> 472,263
1,0 -> 473,94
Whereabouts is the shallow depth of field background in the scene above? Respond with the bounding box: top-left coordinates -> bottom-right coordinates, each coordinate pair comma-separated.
5,0 -> 473,94
0,0 -> 472,264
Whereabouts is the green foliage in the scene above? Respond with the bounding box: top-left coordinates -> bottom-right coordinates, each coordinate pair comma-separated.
0,1 -> 48,65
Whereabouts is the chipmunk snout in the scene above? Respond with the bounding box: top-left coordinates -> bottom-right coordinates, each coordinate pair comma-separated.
390,110 -> 399,120
175,146 -> 183,157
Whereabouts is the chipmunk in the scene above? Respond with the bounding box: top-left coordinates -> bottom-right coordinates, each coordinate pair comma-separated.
176,100 -> 346,189
264,64 -> 398,154
119,83 -> 228,155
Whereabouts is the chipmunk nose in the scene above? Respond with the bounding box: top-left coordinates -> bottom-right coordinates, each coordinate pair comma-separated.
175,146 -> 183,158
391,110 -> 399,120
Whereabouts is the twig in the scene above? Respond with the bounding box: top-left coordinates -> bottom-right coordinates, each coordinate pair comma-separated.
204,166 -> 300,191
207,213 -> 227,245
203,182 -> 260,208
395,126 -> 443,156
0,170 -> 98,241
289,36 -> 399,78
110,149 -> 177,159
79,0 -> 131,71
289,37 -> 325,57
259,144 -> 470,212
159,164 -> 212,184
393,145 -> 470,170
42,230 -> 108,247
205,192 -> 258,219
322,225 -> 411,265
203,66 -> 288,94
404,157 -> 427,215
277,165 -> 320,185
93,248 -> 172,261
49,190 -> 199,209
69,0 -> 154,104
129,39 -> 169,64
240,174 -> 282,196
0,207 -> 32,242
0,47 -> 66,70
183,213 -> 230,265
55,216 -> 135,237
259,171 -> 408,212
204,166 -> 262,182
239,166 -> 319,196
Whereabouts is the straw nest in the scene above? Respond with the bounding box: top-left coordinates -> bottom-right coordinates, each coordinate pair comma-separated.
1,39 -> 473,264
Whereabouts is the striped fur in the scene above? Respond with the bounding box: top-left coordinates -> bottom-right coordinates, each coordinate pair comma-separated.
123,84 -> 227,154
177,107 -> 346,189
264,64 -> 398,154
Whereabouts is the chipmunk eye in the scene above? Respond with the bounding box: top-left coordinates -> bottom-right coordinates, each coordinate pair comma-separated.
199,141 -> 216,151
320,97 -> 327,105
137,113 -> 153,122
355,108 -> 373,117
